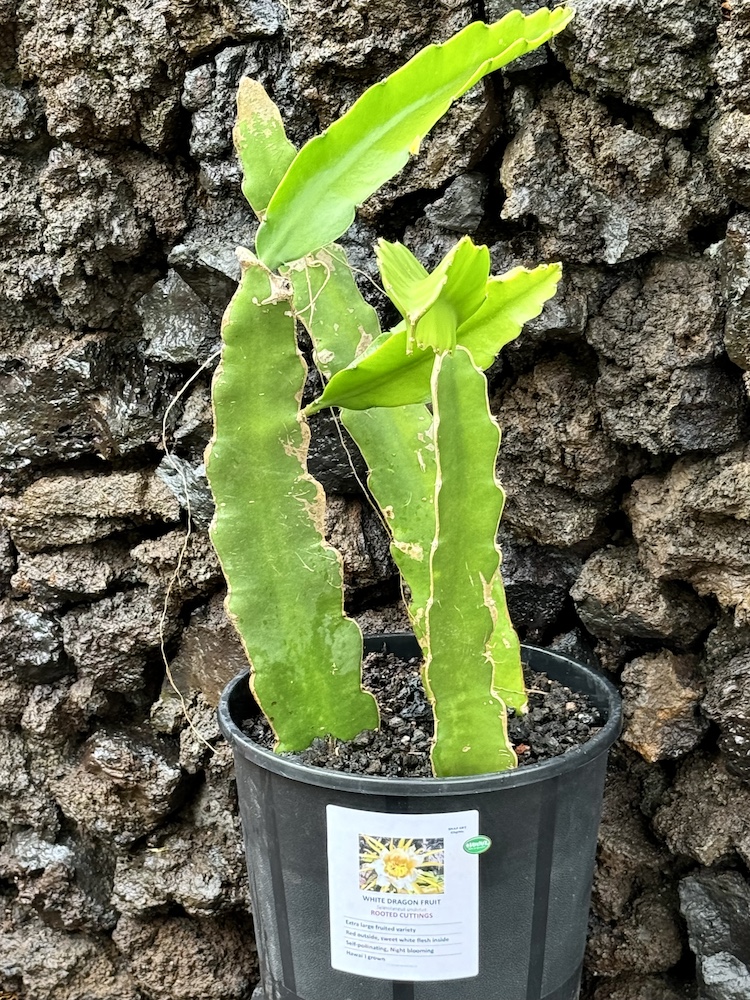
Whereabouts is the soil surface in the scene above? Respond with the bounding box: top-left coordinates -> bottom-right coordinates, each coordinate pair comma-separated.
243,645 -> 603,777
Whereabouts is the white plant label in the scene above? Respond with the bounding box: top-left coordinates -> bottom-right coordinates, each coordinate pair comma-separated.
326,804 -> 480,981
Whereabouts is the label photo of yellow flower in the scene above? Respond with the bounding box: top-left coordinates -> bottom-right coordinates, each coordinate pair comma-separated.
358,835 -> 445,894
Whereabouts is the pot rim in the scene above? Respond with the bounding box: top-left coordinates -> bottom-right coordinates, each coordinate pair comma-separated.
217,639 -> 622,795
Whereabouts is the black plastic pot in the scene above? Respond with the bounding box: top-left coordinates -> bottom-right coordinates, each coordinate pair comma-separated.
218,636 -> 621,1000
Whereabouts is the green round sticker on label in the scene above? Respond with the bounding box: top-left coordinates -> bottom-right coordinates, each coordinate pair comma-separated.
463,835 -> 492,855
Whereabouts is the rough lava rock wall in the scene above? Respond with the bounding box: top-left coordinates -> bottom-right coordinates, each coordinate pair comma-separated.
1,1 -> 749,998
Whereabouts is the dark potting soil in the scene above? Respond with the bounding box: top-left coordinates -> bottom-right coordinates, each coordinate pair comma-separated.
242,645 -> 604,778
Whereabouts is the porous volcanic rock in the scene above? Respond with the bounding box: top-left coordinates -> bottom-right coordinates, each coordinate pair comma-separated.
593,763 -> 673,925
591,975 -> 695,1000
177,693 -> 224,775
699,954 -> 750,1000
0,527 -> 14,586
709,0 -> 750,208
11,542 -> 132,608
169,217 -> 242,319
572,546 -> 713,644
714,0 -> 750,110
0,330 -> 122,472
501,84 -> 728,264
38,145 -> 188,327
355,600 -> 413,637
424,172 -> 488,233
0,913 -> 139,1000
586,257 -> 743,455
679,870 -> 750,1000
129,530 -> 222,602
0,600 -> 69,684
170,383 -> 214,452
552,0 -> 718,130
20,681 -> 76,743
0,154 -> 48,325
722,212 -> 750,370
0,470 -> 181,552
546,629 -> 599,670
0,675 -> 27,727
0,327 -> 190,481
111,743 -> 245,917
166,0 -> 283,57
702,651 -> 750,782
704,612 -> 750,674
286,0 -> 472,125
499,529 -> 581,638
586,887 -> 684,977
495,355 -> 627,546
0,79 -> 42,145
0,828 -> 117,933
306,408 -> 371,495
16,0 -> 183,148
152,593 -> 250,712
710,110 -> 750,209
621,651 -> 707,763
155,456 -> 216,530
497,263 -> 606,368
324,495 -> 395,593
54,730 -> 186,846
0,727 -> 60,834
136,270 -> 217,365
61,589 -> 179,694
626,447 -> 750,624
653,755 -> 750,865
112,911 -> 257,1000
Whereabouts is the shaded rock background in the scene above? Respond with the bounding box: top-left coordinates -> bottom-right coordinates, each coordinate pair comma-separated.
1,0 -> 749,997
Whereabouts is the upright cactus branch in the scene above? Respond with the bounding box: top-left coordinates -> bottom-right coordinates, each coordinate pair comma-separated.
206,255 -> 377,750
423,347 -> 517,776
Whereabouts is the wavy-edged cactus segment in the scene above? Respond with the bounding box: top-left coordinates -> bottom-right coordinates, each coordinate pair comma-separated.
287,246 -> 436,638
456,263 -> 563,368
375,240 -> 428,312
424,346 -> 517,776
487,569 -> 527,715
307,262 -> 562,413
233,78 -> 297,218
377,237 -> 489,352
255,7 -> 574,268
206,251 -> 378,751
